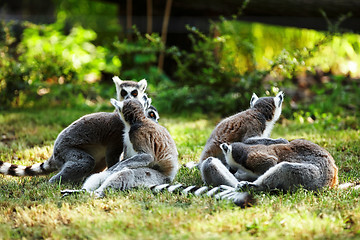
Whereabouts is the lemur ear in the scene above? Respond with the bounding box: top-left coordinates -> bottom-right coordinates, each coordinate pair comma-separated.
138,79 -> 147,92
250,93 -> 259,108
220,143 -> 231,154
275,91 -> 284,107
112,76 -> 123,100
112,76 -> 122,85
147,97 -> 152,108
141,94 -> 151,109
110,98 -> 123,111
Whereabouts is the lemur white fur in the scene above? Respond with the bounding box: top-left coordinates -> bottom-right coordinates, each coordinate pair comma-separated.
0,78 -> 158,183
73,98 -> 178,197
199,92 -> 284,186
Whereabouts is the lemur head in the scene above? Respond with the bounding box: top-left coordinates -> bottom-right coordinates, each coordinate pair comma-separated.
143,94 -> 160,123
220,142 -> 249,168
113,76 -> 147,101
220,143 -> 233,164
249,91 -> 284,122
111,98 -> 147,125
146,105 -> 160,123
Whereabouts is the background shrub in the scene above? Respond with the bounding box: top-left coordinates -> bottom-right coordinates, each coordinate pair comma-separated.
1,9 -> 360,124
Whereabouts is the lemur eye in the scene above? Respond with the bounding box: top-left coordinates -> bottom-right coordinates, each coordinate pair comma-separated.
121,89 -> 128,97
131,90 -> 138,97
150,112 -> 155,118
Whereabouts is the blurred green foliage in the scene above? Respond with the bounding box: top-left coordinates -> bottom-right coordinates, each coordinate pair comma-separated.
218,19 -> 360,78
54,0 -> 121,45
0,20 -> 119,109
109,29 -> 172,90
153,24 -> 266,115
0,4 -> 359,126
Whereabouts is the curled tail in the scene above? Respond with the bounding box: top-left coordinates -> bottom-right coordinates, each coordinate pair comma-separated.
0,157 -> 56,177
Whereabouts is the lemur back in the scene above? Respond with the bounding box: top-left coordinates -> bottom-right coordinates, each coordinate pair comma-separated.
77,98 -> 178,197
221,139 -> 338,191
0,77 -> 157,183
120,99 -> 178,179
200,92 -> 284,166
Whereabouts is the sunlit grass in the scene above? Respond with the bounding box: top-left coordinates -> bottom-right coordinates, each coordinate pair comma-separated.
0,108 -> 359,239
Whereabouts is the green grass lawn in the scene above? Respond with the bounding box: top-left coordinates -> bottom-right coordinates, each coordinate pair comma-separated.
0,108 -> 360,239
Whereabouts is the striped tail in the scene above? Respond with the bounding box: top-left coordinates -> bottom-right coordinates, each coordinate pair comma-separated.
61,183 -> 255,207
150,183 -> 255,208
0,159 -> 55,177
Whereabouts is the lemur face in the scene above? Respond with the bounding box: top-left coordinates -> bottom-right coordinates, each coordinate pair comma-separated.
113,76 -> 147,101
146,106 -> 160,123
142,94 -> 159,122
220,143 -> 233,162
220,142 -> 249,169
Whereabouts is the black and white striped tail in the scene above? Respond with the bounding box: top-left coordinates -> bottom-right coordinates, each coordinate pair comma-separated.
0,160 -> 54,177
61,183 -> 255,207
150,183 -> 255,208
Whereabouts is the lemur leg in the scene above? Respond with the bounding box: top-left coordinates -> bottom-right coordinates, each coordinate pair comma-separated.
49,148 -> 96,183
82,153 -> 154,192
109,153 -> 155,171
82,171 -> 113,192
234,169 -> 259,182
105,144 -> 123,168
93,167 -> 169,197
237,162 -> 321,191
244,137 -> 289,145
200,157 -> 238,187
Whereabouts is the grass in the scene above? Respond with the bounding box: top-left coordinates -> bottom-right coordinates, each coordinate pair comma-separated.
0,107 -> 360,239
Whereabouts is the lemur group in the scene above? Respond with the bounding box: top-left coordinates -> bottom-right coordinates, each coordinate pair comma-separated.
0,77 -> 349,207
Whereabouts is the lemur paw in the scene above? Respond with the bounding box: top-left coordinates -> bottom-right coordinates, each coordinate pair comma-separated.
91,191 -> 105,199
236,181 -> 259,191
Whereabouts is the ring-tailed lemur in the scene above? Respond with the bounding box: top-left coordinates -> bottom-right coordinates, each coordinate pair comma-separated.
219,139 -> 339,191
199,92 -> 284,186
0,78 -> 158,183
62,98 -> 178,197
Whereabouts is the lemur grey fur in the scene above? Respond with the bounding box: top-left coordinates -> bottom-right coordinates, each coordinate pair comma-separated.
219,139 -> 339,191
199,92 -> 284,186
0,78 -> 157,183
63,98 -> 178,197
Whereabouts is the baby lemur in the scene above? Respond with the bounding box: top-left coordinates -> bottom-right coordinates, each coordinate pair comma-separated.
200,92 -> 284,186
0,77 -> 157,183
68,98 -> 178,197
219,139 -> 339,191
